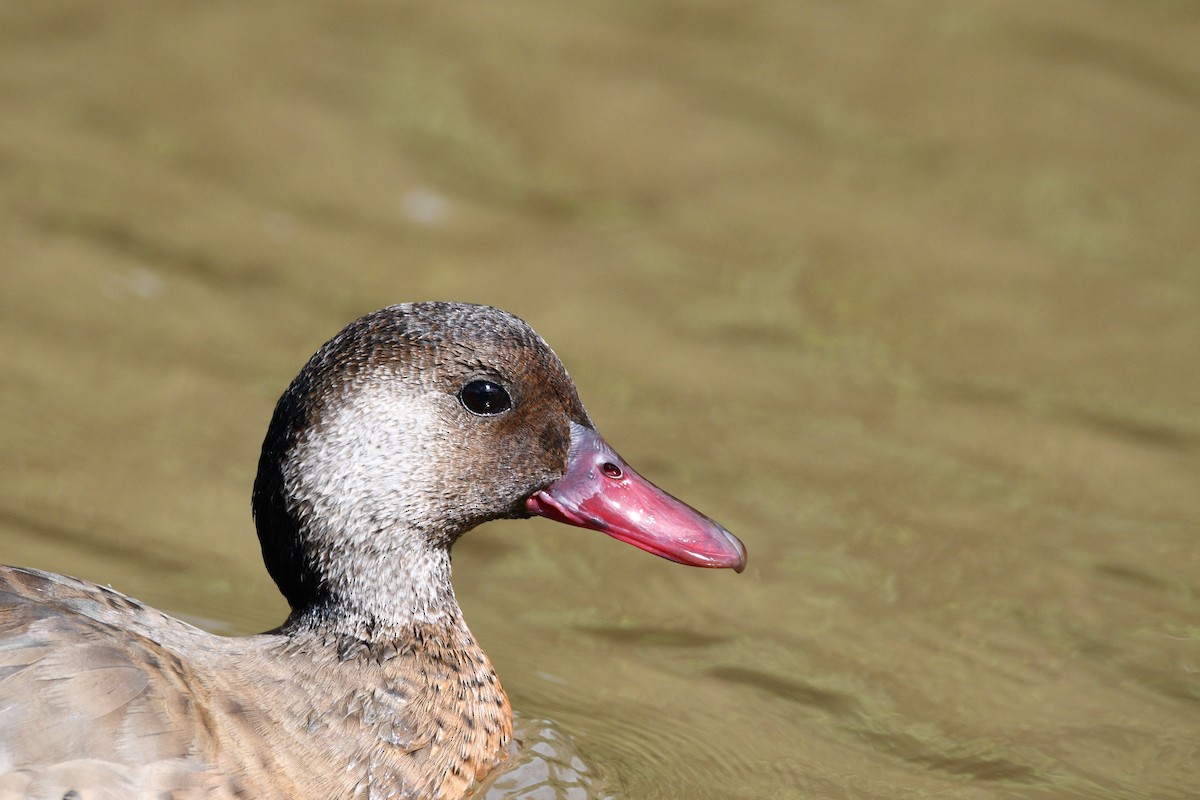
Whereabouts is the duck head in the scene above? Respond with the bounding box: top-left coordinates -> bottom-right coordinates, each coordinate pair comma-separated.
252,303 -> 746,627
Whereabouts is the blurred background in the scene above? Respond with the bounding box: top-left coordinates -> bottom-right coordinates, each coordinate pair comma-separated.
1,2 -> 1198,798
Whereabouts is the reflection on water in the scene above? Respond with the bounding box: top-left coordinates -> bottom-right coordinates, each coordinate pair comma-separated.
473,714 -> 615,800
1,2 -> 1199,798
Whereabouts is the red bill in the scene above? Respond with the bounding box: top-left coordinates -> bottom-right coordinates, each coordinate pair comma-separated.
525,423 -> 747,572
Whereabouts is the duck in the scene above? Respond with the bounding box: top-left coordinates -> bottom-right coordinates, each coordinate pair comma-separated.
0,302 -> 746,800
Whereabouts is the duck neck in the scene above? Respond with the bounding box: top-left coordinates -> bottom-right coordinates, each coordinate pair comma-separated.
282,541 -> 465,640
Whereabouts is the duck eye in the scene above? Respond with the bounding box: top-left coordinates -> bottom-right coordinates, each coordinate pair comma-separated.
459,380 -> 512,416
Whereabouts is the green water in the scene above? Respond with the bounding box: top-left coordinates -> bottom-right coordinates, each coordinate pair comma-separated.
1,3 -> 1198,798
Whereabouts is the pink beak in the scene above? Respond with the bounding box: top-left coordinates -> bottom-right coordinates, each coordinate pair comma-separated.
525,423 -> 747,572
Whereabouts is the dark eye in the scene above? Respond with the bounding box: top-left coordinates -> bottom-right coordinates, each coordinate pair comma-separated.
459,380 -> 512,416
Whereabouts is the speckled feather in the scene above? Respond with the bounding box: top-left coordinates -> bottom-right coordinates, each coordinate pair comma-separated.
0,303 -> 589,799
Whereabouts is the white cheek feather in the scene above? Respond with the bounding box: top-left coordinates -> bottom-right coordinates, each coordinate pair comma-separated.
285,373 -> 460,626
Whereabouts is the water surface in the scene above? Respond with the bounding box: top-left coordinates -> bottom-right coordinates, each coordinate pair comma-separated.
1,3 -> 1198,798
